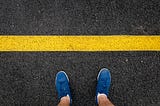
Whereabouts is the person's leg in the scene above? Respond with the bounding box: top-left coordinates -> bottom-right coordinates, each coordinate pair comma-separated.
58,96 -> 70,106
98,94 -> 114,106
55,71 -> 72,106
96,68 -> 114,106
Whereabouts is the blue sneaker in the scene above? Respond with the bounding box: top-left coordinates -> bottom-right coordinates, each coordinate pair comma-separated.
55,71 -> 72,104
96,68 -> 111,104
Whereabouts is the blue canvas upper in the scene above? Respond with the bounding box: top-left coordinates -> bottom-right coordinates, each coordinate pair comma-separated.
96,68 -> 111,104
55,71 -> 72,104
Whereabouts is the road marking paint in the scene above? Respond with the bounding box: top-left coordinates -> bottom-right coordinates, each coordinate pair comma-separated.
0,36 -> 160,51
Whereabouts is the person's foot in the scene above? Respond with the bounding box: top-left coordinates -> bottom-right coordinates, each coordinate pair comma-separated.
55,71 -> 72,104
96,68 -> 111,104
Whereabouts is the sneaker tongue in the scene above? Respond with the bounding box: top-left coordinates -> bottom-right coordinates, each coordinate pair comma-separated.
100,78 -> 107,87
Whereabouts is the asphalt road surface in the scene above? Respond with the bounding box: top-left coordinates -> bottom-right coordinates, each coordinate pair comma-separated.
0,0 -> 160,35
0,0 -> 160,106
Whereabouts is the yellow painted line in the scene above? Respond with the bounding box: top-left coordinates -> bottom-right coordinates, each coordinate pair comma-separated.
0,36 -> 160,51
